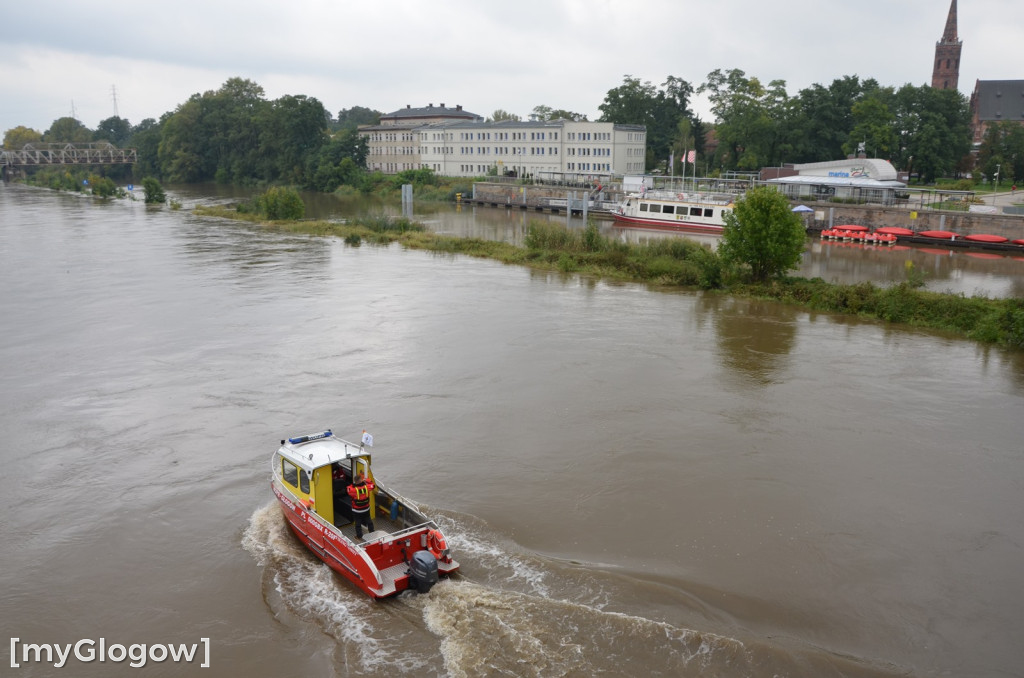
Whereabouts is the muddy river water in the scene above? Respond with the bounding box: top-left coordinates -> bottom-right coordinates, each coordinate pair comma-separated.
1,183 -> 1022,677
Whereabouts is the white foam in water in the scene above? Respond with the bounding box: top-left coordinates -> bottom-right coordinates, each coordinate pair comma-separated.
242,503 -> 428,674
431,512 -> 552,598
420,578 -> 751,677
246,503 -> 755,676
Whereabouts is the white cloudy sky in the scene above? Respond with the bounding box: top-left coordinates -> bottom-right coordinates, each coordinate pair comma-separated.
1,0 -> 1021,134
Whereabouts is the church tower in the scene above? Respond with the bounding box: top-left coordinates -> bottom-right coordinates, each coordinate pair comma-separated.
931,0 -> 962,90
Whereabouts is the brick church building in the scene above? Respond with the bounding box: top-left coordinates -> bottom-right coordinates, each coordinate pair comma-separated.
932,0 -> 1024,148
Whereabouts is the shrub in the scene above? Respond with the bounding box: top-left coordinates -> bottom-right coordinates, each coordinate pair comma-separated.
142,177 -> 166,204
255,186 -> 305,220
582,221 -> 604,252
88,175 -> 120,198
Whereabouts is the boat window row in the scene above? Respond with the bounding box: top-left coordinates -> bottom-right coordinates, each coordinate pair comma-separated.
282,458 -> 310,494
639,203 -> 715,218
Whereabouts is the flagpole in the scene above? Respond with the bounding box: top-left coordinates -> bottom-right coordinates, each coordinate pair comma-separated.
681,148 -> 687,193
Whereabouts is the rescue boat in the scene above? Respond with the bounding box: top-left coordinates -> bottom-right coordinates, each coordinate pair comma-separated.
271,430 -> 459,598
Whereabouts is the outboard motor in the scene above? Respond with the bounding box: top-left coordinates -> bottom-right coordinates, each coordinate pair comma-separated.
409,550 -> 439,593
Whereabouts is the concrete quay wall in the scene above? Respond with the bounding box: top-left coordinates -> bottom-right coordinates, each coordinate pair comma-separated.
469,182 -> 622,212
467,183 -> 1023,238
811,203 -> 1023,239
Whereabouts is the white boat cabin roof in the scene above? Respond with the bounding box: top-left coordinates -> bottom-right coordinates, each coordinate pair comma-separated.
631,190 -> 734,205
277,431 -> 370,475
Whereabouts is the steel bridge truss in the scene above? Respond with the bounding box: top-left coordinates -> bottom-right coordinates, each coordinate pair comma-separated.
1,142 -> 137,167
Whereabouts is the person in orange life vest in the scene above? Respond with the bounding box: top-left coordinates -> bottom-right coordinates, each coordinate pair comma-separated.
347,472 -> 376,538
332,463 -> 346,483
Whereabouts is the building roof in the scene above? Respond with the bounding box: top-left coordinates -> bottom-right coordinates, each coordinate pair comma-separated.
381,103 -> 483,123
766,175 -> 906,189
970,80 -> 1024,122
359,118 -> 647,134
790,158 -> 899,181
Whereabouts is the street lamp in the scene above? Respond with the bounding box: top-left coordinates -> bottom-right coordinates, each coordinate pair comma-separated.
994,163 -> 1001,205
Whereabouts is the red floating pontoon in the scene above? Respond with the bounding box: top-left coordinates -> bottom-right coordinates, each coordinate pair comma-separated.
964,234 -> 1009,244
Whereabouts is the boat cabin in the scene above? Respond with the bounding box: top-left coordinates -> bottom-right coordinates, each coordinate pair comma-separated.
273,431 -> 381,529
616,190 -> 733,231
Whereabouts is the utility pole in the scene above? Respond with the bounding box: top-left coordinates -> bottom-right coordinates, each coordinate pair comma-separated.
111,85 -> 119,118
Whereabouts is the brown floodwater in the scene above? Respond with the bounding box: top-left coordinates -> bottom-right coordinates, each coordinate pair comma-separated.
1,182 -> 1022,677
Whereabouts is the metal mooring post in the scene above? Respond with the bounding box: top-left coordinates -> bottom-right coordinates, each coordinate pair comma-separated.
402,184 -> 413,218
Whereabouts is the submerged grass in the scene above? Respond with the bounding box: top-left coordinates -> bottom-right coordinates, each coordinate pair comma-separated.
197,207 -> 1024,349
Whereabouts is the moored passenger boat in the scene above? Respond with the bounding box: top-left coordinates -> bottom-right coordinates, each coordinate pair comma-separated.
613,190 -> 733,233
271,430 -> 458,598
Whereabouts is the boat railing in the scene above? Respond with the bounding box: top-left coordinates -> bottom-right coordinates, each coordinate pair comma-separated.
639,190 -> 735,205
363,520 -> 439,546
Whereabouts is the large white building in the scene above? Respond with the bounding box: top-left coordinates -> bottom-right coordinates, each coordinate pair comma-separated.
360,104 -> 647,178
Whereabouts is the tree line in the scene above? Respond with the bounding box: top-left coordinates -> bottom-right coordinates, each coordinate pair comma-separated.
4,71 -> 1022,189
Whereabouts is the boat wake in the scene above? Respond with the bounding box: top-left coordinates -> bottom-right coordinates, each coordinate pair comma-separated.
244,502 -> 903,677
243,503 -> 431,674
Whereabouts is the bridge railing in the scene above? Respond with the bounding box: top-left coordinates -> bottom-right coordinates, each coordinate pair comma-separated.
1,142 -> 137,166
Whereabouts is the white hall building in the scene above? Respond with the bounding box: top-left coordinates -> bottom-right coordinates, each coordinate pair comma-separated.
359,103 -> 647,178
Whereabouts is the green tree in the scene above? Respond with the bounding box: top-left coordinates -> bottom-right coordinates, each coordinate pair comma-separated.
129,117 -> 164,179
532,105 -> 587,121
3,125 -> 43,149
142,177 -> 166,204
158,78 -> 269,183
1005,124 -> 1024,184
785,76 -> 873,163
699,69 -> 789,171
489,109 -> 521,122
719,186 -> 806,281
158,97 -> 207,182
845,92 -> 898,159
892,85 -> 970,182
336,106 -> 381,131
94,116 -> 132,147
670,117 -> 697,176
44,117 -> 93,143
304,130 -> 368,191
257,94 -> 328,183
977,121 -> 1024,185
599,75 -> 696,171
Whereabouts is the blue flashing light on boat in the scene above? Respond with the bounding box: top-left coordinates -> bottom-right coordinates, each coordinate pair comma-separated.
288,430 -> 333,445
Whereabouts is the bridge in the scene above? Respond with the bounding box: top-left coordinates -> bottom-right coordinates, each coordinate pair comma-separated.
1,142 -> 137,168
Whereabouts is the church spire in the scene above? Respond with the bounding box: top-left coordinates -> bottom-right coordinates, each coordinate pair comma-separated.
941,0 -> 959,43
931,0 -> 962,90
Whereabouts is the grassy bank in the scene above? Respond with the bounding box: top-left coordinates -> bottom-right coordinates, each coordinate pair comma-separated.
193,207 -> 1024,349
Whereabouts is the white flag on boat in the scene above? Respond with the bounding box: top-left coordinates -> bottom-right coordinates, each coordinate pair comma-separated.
361,430 -> 374,447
